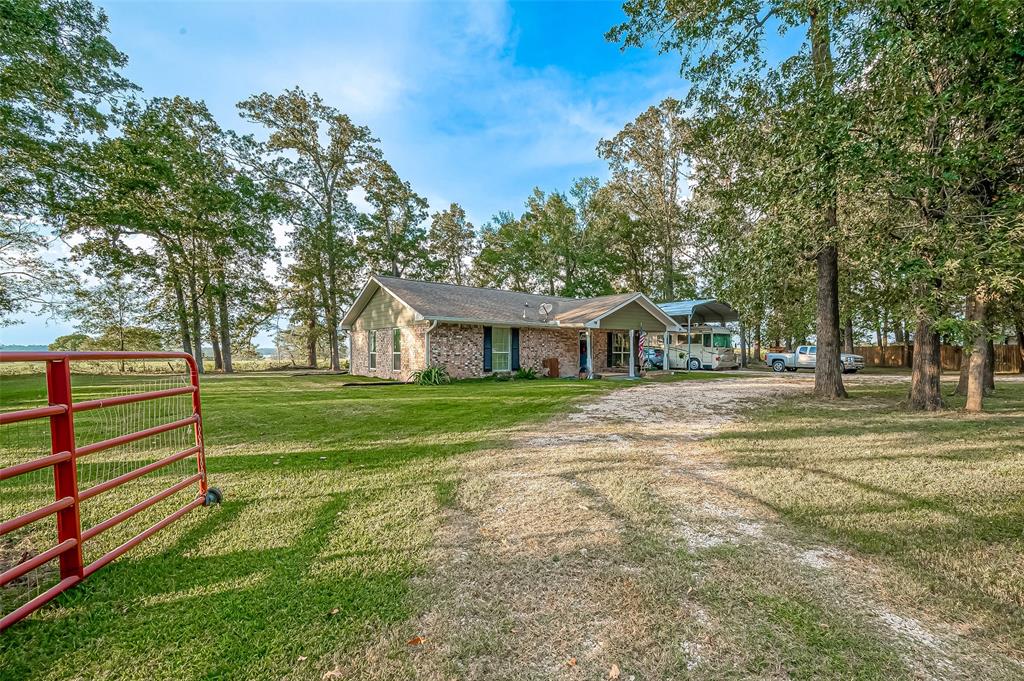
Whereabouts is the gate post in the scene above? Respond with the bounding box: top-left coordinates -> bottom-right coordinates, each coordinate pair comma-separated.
186,356 -> 208,495
47,358 -> 84,580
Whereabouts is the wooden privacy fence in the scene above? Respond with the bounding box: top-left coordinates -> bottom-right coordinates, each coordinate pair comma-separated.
853,344 -> 1022,373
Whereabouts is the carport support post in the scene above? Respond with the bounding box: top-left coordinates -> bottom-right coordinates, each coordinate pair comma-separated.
628,329 -> 635,378
687,315 -> 692,372
663,330 -> 670,370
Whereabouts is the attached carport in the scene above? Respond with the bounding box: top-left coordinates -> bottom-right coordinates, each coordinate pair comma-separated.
657,299 -> 740,371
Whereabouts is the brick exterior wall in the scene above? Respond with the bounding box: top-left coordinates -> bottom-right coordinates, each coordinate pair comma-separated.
592,330 -> 609,373
429,323 -> 592,379
350,324 -> 426,382
519,327 -> 581,377
428,323 -> 484,379
349,320 -> 653,381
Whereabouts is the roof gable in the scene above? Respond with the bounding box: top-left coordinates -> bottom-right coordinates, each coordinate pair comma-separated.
340,277 -> 421,330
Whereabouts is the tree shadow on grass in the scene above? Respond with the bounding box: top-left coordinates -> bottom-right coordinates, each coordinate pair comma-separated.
0,486 -> 421,680
698,385 -> 1024,652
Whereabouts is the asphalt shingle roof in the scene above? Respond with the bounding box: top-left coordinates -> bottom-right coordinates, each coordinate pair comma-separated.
372,276 -> 640,326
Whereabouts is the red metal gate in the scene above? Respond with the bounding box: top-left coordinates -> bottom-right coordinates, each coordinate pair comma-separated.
0,351 -> 220,630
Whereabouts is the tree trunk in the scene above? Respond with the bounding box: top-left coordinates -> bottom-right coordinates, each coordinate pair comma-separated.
808,6 -> 844,399
843,316 -> 854,354
317,269 -> 340,372
965,297 -> 987,412
813,243 -> 847,399
187,270 -> 204,374
739,321 -> 748,368
118,327 -> 125,373
954,296 -> 973,396
984,338 -> 995,395
1016,320 -> 1024,373
202,270 -> 223,371
754,320 -> 762,365
307,321 -> 318,368
908,315 -> 943,410
216,267 -> 233,373
171,270 -> 193,358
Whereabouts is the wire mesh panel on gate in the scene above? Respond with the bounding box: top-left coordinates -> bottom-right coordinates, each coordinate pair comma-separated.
0,352 -> 220,630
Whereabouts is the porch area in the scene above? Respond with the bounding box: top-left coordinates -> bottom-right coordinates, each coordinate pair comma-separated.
575,318 -> 679,379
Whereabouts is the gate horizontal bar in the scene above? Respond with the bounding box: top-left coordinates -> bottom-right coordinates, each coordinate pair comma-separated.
1,497 -> 75,536
0,351 -> 196,363
0,538 -> 78,587
0,451 -> 72,481
76,415 -> 199,457
0,575 -> 81,631
84,495 -> 205,577
0,404 -> 67,426
73,385 -> 196,413
78,446 -> 201,502
0,350 -> 210,631
82,473 -> 202,542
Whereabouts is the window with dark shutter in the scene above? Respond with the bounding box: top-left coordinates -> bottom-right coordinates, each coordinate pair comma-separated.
483,326 -> 493,372
511,328 -> 520,370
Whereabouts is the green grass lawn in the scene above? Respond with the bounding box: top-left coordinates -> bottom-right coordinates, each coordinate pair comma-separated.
710,378 -> 1024,659
5,369 -> 1019,678
1,372 -> 629,680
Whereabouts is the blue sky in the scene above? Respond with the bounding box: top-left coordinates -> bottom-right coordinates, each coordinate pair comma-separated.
6,0 -> 690,345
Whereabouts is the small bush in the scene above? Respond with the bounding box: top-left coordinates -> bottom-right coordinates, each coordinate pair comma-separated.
493,372 -> 512,382
514,367 -> 538,380
411,365 -> 451,385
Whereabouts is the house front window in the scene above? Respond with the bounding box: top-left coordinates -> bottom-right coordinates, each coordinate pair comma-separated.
492,327 -> 511,372
368,331 -> 376,369
392,328 -> 402,370
611,332 -> 630,367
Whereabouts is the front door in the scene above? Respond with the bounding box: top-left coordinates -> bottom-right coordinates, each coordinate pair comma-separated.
579,332 -> 588,371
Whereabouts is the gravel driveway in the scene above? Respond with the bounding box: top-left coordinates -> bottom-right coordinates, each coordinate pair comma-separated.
331,374 -> 1022,681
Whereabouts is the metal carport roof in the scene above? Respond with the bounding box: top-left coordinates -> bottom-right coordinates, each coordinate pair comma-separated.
658,299 -> 739,324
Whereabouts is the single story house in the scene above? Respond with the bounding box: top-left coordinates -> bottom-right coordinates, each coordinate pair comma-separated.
340,275 -> 683,381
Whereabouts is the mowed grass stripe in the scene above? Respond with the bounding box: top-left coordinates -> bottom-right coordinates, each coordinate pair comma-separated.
1,372 -> 623,680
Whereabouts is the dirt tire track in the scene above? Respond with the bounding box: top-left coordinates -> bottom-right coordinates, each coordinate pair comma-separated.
331,375 -> 1021,680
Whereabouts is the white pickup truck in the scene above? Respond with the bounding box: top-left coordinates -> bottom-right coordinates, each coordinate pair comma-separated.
765,345 -> 865,374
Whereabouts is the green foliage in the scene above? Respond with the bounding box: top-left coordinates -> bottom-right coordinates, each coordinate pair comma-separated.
48,332 -> 90,351
358,159 -> 429,278
473,210 -> 541,292
0,219 -> 71,324
473,179 -> 616,297
59,96 -> 280,373
0,0 -> 134,217
1,0 -> 133,326
513,367 -> 538,380
238,88 -> 379,371
427,202 -> 477,285
411,365 -> 451,385
597,98 -> 696,301
0,371 -> 617,679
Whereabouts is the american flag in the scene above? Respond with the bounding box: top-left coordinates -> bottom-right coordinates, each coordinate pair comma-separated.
638,330 -> 646,368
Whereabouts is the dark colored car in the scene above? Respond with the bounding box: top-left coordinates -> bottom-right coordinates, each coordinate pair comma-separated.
642,347 -> 665,370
